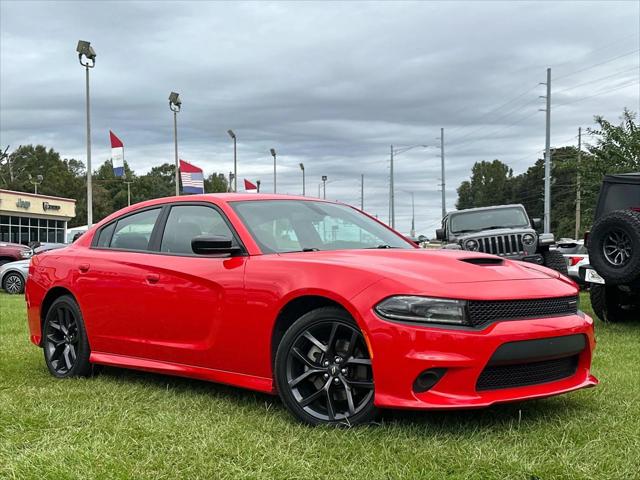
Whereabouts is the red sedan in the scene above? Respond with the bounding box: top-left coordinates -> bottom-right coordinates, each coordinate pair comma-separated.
26,194 -> 597,425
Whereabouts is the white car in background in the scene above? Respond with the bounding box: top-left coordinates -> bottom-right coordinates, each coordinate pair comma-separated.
0,243 -> 66,294
556,239 -> 588,286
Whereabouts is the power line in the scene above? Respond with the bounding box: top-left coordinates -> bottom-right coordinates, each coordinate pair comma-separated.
554,65 -> 639,94
555,79 -> 640,108
554,49 -> 640,81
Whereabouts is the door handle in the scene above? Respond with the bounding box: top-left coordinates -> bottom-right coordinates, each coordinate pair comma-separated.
78,263 -> 90,273
146,273 -> 160,284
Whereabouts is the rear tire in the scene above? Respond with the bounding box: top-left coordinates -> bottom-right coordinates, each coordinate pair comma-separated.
42,295 -> 93,378
275,307 -> 378,426
542,250 -> 569,277
588,209 -> 640,285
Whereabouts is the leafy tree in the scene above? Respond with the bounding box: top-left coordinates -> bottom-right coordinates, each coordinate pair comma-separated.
455,159 -> 513,209
204,172 -> 229,193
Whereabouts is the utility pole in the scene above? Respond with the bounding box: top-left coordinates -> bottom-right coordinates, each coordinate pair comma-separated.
360,174 -> 364,210
410,191 -> 415,238
543,68 -> 552,233
575,127 -> 582,240
322,175 -> 328,199
390,145 -> 395,228
440,128 -> 446,218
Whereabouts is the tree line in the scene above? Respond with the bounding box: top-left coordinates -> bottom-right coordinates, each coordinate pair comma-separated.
455,109 -> 639,238
0,148 -> 229,227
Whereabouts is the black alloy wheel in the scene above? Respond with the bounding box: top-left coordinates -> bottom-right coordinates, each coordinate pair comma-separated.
275,307 -> 377,426
602,229 -> 632,266
3,272 -> 24,294
43,295 -> 92,378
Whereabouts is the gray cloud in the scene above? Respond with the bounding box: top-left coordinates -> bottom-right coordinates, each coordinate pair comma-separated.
1,0 -> 639,235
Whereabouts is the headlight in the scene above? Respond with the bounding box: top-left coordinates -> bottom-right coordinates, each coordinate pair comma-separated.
522,234 -> 536,246
19,250 -> 33,259
464,239 -> 479,251
375,296 -> 468,325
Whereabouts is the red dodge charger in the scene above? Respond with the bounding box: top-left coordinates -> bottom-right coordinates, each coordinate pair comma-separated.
26,194 -> 597,425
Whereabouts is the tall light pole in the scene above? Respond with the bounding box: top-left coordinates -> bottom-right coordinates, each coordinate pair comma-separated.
321,176 -> 328,199
29,174 -> 43,194
77,40 -> 96,226
389,144 -> 428,229
270,148 -> 277,193
227,129 -> 237,192
361,174 -> 364,210
169,92 -> 181,196
440,128 -> 446,218
410,191 -> 415,238
299,163 -> 305,196
575,127 -> 582,240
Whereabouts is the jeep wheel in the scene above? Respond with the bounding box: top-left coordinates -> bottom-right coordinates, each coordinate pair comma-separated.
589,209 -> 640,285
590,284 -> 637,322
542,250 -> 569,277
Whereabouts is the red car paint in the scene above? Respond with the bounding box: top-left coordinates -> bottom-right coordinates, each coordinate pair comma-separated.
26,194 -> 597,409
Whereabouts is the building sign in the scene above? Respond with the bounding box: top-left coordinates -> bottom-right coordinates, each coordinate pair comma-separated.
16,199 -> 31,209
42,202 -> 61,211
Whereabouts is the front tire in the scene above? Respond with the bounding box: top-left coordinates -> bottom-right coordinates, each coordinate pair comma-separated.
2,272 -> 24,294
43,295 -> 93,378
590,284 -> 633,323
542,249 -> 569,277
274,307 -> 377,426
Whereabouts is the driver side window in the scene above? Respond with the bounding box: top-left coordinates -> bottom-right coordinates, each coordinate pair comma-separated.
161,205 -> 234,255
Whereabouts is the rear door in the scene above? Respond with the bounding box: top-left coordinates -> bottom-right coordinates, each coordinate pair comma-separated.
76,206 -> 165,357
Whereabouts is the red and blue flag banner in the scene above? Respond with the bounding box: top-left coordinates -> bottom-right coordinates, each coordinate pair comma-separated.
179,160 -> 205,194
109,130 -> 124,177
244,179 -> 257,192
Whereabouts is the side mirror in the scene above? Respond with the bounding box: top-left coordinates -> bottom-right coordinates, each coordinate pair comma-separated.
191,235 -> 239,255
417,235 -> 427,243
532,218 -> 542,229
435,228 -> 445,240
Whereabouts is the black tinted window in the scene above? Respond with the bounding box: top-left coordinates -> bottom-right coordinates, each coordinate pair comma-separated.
96,222 -> 115,247
161,205 -> 234,254
110,208 -> 160,251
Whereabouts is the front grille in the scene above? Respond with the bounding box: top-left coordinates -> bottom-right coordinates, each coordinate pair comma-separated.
476,355 -> 579,391
467,296 -> 578,328
476,234 -> 524,256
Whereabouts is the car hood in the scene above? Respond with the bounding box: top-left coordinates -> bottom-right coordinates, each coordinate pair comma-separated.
277,248 -> 561,285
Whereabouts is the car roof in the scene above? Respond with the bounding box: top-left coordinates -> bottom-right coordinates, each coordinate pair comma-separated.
603,173 -> 640,185
449,204 -> 525,214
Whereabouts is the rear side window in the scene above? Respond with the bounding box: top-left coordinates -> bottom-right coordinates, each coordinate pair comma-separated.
160,205 -> 235,254
95,222 -> 115,247
110,208 -> 160,251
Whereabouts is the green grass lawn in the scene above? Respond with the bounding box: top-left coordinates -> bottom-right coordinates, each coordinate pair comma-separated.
1,291 -> 639,480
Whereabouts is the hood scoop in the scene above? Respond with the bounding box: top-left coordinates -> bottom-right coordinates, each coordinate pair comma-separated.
459,257 -> 504,266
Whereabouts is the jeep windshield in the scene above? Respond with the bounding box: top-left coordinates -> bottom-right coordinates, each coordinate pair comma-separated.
450,207 -> 529,234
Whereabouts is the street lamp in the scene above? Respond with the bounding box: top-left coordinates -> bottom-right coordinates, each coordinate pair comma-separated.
321,175 -> 328,200
77,40 -> 96,226
29,174 -> 43,194
270,148 -> 277,193
169,91 -> 181,196
227,130 -> 237,192
299,163 -> 305,196
389,144 -> 428,229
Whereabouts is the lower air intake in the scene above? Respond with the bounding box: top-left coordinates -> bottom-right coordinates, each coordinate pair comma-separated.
476,355 -> 579,391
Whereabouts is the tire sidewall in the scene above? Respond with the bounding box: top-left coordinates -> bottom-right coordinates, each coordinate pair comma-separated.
43,295 -> 92,378
274,307 -> 377,426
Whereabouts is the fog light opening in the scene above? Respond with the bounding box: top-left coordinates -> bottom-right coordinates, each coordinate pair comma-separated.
413,368 -> 447,393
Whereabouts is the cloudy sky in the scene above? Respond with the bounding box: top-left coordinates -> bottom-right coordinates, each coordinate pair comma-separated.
1,1 -> 639,235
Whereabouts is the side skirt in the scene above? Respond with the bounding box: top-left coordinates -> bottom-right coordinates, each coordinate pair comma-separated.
90,352 -> 275,394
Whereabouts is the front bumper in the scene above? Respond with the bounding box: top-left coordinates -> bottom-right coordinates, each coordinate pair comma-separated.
359,309 -> 597,410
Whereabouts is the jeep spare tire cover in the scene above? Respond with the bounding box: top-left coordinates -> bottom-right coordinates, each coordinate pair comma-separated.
589,209 -> 640,284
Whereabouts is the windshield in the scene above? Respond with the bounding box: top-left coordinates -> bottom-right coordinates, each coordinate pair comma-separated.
449,207 -> 529,233
231,200 -> 414,253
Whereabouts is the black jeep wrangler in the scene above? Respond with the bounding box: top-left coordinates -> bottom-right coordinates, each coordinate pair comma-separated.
580,173 -> 640,322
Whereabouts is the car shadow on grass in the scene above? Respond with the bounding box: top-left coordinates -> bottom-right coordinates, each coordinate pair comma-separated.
96,365 -> 587,432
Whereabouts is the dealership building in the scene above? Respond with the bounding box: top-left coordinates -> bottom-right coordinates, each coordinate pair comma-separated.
0,189 -> 76,245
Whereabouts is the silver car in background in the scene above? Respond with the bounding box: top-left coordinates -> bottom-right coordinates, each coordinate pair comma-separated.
0,243 -> 66,294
